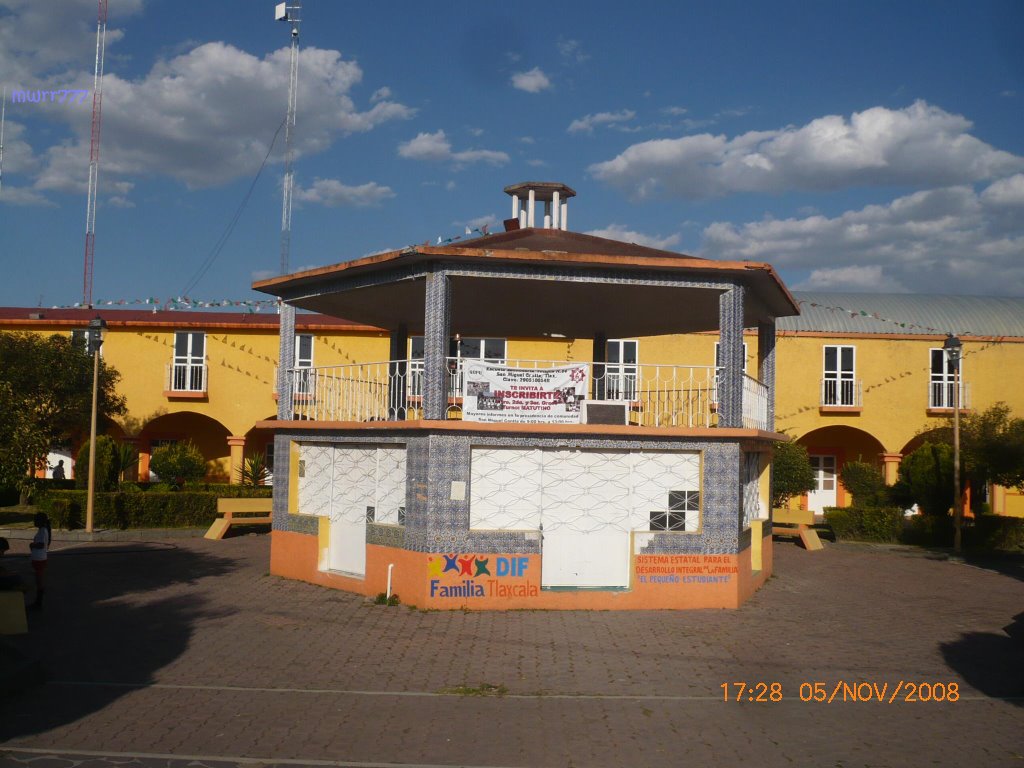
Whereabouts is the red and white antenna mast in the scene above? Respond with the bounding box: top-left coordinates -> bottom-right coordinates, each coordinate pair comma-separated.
275,0 -> 301,275
82,0 -> 108,307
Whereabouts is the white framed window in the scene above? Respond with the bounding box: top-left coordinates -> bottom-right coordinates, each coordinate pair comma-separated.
604,339 -> 638,400
929,348 -> 963,408
823,345 -> 856,406
294,334 -> 314,395
172,332 -> 206,391
408,336 -> 507,397
714,341 -> 749,373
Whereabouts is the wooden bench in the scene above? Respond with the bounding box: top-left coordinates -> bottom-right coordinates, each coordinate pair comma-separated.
204,498 -> 273,540
771,508 -> 824,551
0,590 -> 28,635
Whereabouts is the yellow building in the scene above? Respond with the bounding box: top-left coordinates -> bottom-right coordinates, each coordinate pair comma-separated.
774,293 -> 1024,517
2,291 -> 1022,517
0,307 -> 390,483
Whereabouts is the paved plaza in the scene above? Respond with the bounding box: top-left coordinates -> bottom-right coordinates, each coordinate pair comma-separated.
0,532 -> 1021,768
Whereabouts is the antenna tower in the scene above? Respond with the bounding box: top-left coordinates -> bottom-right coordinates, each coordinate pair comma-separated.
83,0 -> 108,307
1,87 -> 6,197
277,0 -> 301,274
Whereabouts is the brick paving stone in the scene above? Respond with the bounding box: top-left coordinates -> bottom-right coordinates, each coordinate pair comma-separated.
0,535 -> 1021,767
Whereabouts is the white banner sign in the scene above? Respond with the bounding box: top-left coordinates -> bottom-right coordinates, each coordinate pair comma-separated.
462,363 -> 589,424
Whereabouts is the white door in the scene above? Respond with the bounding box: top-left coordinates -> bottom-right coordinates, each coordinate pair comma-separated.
807,455 -> 837,513
541,450 -> 632,588
328,447 -> 376,576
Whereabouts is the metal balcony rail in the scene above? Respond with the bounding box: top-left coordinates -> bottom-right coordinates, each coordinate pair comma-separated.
928,380 -> 970,410
166,360 -> 208,393
820,378 -> 862,407
285,358 -> 768,430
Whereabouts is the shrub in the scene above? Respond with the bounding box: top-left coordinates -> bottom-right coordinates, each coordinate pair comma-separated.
825,506 -> 904,543
75,435 -> 119,492
840,461 -> 887,508
0,485 -> 21,506
38,489 -> 223,529
891,442 -> 955,517
771,440 -> 817,508
150,441 -> 207,488
967,516 -> 1024,552
901,513 -> 954,547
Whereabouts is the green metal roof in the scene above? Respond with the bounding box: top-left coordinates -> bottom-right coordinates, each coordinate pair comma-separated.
780,292 -> 1024,338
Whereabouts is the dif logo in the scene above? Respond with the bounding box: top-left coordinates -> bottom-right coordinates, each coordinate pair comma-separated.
495,556 -> 529,577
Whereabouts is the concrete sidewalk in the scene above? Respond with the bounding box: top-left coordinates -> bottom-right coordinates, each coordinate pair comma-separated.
0,535 -> 1021,767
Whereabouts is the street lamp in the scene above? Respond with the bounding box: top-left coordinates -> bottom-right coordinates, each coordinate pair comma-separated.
943,333 -> 963,553
85,315 -> 107,533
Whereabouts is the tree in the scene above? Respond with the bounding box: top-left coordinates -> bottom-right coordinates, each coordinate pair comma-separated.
0,331 -> 126,485
771,440 -> 817,509
75,435 -> 120,492
150,441 -> 207,488
891,442 -> 954,517
840,460 -> 887,508
961,403 -> 1024,492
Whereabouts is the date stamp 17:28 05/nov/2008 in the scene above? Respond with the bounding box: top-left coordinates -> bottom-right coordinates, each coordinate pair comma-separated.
721,681 -> 960,703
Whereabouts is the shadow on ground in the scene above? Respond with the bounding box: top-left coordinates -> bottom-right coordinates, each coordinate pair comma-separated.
940,616 -> 1024,706
0,542 -> 235,740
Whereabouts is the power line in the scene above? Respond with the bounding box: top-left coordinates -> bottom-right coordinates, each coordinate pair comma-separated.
179,117 -> 287,298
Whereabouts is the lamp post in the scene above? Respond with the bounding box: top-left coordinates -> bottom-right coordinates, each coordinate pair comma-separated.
943,333 -> 963,553
85,315 -> 107,533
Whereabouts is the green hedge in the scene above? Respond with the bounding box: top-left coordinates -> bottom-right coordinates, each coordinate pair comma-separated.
824,506 -> 904,543
901,514 -> 954,547
38,490 -> 266,529
967,516 -> 1024,552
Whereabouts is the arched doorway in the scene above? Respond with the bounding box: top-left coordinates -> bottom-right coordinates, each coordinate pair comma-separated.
797,426 -> 886,512
139,411 -> 231,482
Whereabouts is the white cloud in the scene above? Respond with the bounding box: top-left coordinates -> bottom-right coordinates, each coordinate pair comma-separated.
591,101 -> 1024,200
457,214 -> 499,232
26,43 -> 416,196
662,106 -> 689,116
702,176 -> 1024,295
398,130 -> 508,167
106,195 -> 136,209
445,180 -> 456,191
982,173 -> 1024,206
369,86 -> 392,103
0,186 -> 55,206
0,0 -> 143,85
557,39 -> 589,63
567,110 -> 636,135
586,224 -> 681,251
796,265 -> 906,293
511,67 -> 552,93
294,178 -> 395,207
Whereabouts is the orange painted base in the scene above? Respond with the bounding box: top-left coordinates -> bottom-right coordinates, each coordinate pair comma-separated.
270,530 -> 773,610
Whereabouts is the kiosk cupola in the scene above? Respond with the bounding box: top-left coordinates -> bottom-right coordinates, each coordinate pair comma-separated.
504,181 -> 576,231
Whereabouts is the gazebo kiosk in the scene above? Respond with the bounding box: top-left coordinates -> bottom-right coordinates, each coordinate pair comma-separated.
254,183 -> 799,609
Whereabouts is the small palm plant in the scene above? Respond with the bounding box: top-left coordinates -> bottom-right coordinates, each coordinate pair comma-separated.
239,451 -> 271,486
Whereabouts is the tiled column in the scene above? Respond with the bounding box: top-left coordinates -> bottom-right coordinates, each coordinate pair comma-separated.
423,270 -> 452,420
277,303 -> 296,420
718,284 -> 746,428
758,319 -> 776,432
228,435 -> 246,484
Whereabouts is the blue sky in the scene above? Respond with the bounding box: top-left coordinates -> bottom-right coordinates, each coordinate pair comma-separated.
2,0 -> 1023,308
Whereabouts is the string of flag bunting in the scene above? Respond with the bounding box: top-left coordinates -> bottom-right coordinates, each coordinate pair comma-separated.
798,300 -> 948,334
52,297 -> 281,312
